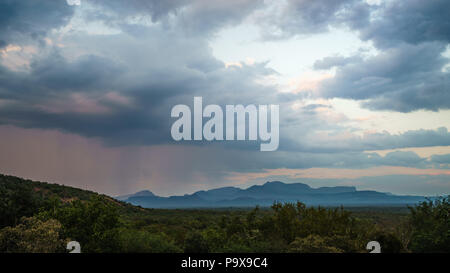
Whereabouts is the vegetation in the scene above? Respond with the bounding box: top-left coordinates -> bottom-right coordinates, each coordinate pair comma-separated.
0,217 -> 65,253
0,174 -> 448,253
408,197 -> 450,253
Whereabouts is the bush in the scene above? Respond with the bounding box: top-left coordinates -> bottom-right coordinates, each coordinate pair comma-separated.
288,235 -> 343,253
408,196 -> 450,253
41,196 -> 121,253
373,232 -> 403,253
118,229 -> 181,253
0,217 -> 65,253
184,231 -> 210,253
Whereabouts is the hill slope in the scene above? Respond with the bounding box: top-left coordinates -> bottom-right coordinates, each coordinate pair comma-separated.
0,174 -> 142,228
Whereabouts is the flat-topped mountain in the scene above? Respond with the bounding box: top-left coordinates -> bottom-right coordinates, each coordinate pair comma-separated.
118,181 -> 426,208
116,190 -> 156,201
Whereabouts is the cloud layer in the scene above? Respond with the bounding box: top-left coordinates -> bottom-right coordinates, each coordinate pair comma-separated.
0,0 -> 449,195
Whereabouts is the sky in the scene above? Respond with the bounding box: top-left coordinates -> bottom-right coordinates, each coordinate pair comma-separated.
0,0 -> 449,197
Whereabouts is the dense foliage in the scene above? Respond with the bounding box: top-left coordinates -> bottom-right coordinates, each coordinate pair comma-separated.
408,197 -> 450,253
0,174 -> 448,253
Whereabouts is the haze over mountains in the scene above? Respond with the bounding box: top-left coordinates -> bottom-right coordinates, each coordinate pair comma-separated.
116,181 -> 427,208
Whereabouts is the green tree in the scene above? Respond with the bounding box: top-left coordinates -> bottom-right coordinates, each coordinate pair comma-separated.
41,196 -> 121,252
184,231 -> 210,253
0,217 -> 65,253
0,185 -> 41,228
202,227 -> 226,252
288,235 -> 343,253
271,202 -> 298,243
226,216 -> 246,237
118,229 -> 181,253
408,196 -> 450,253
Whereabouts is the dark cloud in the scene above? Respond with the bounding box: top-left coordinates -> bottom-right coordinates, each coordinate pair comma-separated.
381,151 -> 426,167
431,154 -> 450,164
177,0 -> 264,35
313,55 -> 363,70
357,0 -> 450,48
362,127 -> 450,150
86,0 -> 263,36
260,0 -> 450,47
88,0 -> 187,22
30,53 -> 124,92
259,0 -> 450,112
0,0 -> 74,47
278,124 -> 450,153
315,42 -> 450,112
0,27 -> 279,146
259,0 -> 371,39
0,50 -> 124,105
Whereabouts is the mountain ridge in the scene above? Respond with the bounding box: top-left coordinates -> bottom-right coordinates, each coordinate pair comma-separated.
116,190 -> 155,201
118,181 -> 426,208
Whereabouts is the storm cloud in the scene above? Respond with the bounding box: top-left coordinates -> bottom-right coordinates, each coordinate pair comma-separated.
0,0 -> 74,47
261,0 -> 450,112
314,42 -> 450,112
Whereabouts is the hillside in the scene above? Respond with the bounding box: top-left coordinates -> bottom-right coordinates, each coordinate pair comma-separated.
0,174 -> 142,228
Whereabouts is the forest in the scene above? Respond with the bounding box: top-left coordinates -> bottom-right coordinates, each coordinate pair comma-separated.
0,174 -> 448,253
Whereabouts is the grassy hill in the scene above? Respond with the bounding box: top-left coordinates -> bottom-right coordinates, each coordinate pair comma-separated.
1,173 -> 97,202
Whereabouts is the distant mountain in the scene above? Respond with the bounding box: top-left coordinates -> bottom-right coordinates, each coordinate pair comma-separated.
117,181 -> 427,208
116,190 -> 155,201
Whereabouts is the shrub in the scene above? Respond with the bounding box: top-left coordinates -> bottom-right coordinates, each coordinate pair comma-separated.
408,196 -> 450,253
288,235 -> 343,253
0,217 -> 65,253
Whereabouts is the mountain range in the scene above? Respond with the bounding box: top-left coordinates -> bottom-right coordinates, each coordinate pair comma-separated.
116,181 -> 427,208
